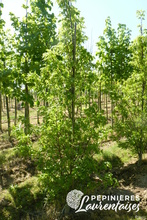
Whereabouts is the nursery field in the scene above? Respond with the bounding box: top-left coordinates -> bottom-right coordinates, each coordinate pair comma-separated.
0,108 -> 147,219
0,0 -> 147,219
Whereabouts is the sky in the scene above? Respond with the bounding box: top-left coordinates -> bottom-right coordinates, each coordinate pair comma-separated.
1,0 -> 147,53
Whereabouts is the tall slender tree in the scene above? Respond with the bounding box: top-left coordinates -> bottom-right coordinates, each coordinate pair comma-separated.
0,1 -> 5,132
10,0 -> 56,134
36,0 -> 107,200
0,30 -> 16,141
114,10 -> 147,163
96,17 -> 132,126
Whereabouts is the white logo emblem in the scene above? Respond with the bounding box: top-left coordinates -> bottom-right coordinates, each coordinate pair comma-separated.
66,189 -> 84,210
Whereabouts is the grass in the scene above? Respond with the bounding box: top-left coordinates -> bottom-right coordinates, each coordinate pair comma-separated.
129,217 -> 147,220
1,106 -> 39,129
8,176 -> 41,201
0,148 -> 18,166
0,189 -> 13,202
18,176 -> 40,194
0,105 -> 146,220
94,141 -> 137,170
0,132 -> 9,141
0,176 -> 44,220
104,142 -> 137,163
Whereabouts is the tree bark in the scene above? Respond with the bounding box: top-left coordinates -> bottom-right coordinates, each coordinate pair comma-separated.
37,97 -> 40,125
0,91 -> 2,132
24,83 -> 30,135
98,82 -> 101,111
6,95 -> 11,141
71,22 -> 76,138
14,97 -> 17,126
3,95 -> 5,109
110,51 -> 114,128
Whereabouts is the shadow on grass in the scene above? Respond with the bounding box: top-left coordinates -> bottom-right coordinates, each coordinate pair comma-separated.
0,153 -> 6,166
0,183 -> 45,220
117,140 -> 129,149
103,153 -> 124,168
116,159 -> 147,188
96,152 -> 124,172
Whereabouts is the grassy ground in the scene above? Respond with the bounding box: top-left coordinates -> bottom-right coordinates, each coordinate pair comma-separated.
0,131 -> 147,220
0,104 -> 147,220
96,141 -> 137,164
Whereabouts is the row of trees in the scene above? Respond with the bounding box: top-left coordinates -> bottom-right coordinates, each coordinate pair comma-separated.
0,0 -> 56,137
0,0 -> 147,200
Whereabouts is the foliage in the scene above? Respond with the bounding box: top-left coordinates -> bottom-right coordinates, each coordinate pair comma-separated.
114,72 -> 147,162
114,12 -> 147,162
35,1 -> 108,201
0,0 -> 147,214
96,17 -> 132,128
12,125 -> 33,158
9,0 -> 56,134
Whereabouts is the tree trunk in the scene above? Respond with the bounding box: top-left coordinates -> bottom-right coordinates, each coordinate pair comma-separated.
37,98 -> 40,125
69,13 -> 76,187
139,153 -> 142,163
138,30 -> 146,163
98,82 -> 101,111
9,96 -> 11,107
89,89 -> 91,108
106,94 -> 108,122
6,95 -> 11,141
110,53 -> 114,128
138,142 -> 143,165
24,83 -> 30,135
85,90 -> 87,108
46,88 -> 49,107
3,95 -> 5,109
14,97 -> 17,126
71,23 -> 76,138
0,91 -> 2,132
24,0 -> 30,135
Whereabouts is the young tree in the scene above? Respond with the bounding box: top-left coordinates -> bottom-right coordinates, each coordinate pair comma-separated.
10,0 -> 56,134
0,30 -> 16,141
0,1 -> 5,132
96,17 -> 118,127
36,0 -> 107,200
96,17 -> 132,126
0,4 -> 16,139
114,10 -> 147,163
115,23 -> 132,81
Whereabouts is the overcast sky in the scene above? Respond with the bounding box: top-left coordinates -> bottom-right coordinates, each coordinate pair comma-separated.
1,0 -> 147,53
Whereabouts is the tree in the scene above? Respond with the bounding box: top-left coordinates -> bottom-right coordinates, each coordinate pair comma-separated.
10,0 -> 56,134
96,17 -> 132,126
0,29 -> 16,141
114,10 -> 147,163
115,23 -> 132,81
36,0 -> 107,200
96,17 -> 117,127
0,4 -> 16,140
0,1 -> 5,132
